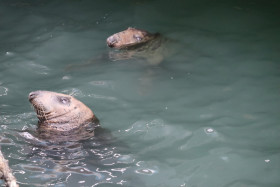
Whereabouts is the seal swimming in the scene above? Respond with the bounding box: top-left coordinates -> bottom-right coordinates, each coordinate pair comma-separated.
29,90 -> 99,142
66,27 -> 172,70
106,27 -> 167,65
107,27 -> 160,49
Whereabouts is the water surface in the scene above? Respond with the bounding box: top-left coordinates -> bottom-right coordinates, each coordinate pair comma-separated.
0,0 -> 280,186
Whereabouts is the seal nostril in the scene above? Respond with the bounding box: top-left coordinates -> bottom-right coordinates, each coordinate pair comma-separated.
107,43 -> 114,48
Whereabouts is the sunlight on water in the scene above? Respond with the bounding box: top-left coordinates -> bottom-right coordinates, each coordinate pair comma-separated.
0,0 -> 280,186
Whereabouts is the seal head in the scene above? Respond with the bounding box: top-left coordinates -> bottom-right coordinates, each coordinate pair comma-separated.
106,27 -> 157,49
29,90 -> 99,142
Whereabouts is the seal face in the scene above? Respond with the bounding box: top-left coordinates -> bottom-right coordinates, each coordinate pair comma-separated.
29,90 -> 99,142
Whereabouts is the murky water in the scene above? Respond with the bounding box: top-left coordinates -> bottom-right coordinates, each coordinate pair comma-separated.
1,0 -> 280,186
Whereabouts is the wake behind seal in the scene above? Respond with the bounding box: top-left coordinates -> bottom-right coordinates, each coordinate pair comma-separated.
28,90 -> 99,142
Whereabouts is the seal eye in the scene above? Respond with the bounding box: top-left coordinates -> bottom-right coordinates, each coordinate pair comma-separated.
133,35 -> 142,42
57,96 -> 71,106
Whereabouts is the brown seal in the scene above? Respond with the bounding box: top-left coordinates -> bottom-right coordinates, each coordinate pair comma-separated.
106,27 -> 159,49
28,90 -> 99,142
106,27 -> 168,65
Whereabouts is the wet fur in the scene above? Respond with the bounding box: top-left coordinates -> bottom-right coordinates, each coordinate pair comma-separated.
107,27 -> 157,49
107,28 -> 166,65
29,91 -> 99,142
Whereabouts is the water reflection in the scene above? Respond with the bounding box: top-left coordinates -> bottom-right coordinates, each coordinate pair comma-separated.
0,114 -> 134,186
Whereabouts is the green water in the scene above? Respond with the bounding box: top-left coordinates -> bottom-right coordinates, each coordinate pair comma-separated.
1,0 -> 280,186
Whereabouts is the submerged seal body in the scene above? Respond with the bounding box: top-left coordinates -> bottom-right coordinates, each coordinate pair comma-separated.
106,27 -> 167,65
29,90 -> 99,142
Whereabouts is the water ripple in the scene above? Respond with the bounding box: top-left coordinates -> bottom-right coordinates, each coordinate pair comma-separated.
27,61 -> 49,75
0,86 -> 8,96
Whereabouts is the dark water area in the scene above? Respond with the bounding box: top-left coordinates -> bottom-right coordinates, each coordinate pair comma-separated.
0,0 -> 280,186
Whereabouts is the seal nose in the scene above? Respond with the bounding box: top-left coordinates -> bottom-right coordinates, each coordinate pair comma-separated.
29,91 -> 40,101
106,36 -> 117,48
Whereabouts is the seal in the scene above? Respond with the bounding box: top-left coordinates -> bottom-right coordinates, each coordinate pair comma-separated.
106,27 -> 166,65
66,27 -> 171,70
107,27 -> 159,49
28,90 -> 99,142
